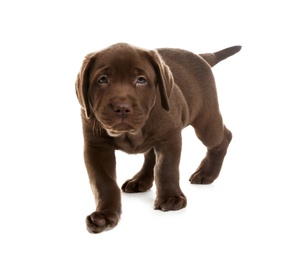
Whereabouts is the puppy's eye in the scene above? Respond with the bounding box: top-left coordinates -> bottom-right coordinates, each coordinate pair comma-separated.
136,76 -> 147,86
97,75 -> 109,84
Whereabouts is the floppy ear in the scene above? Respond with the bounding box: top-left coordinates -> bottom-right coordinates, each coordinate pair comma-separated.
148,50 -> 174,111
75,53 -> 95,119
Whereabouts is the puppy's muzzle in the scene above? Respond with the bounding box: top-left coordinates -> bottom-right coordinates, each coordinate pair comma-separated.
113,102 -> 133,118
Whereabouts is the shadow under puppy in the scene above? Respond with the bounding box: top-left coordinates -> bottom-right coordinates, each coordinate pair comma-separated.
76,43 -> 241,233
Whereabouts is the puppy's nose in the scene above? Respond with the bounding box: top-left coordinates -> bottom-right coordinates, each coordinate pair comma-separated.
113,103 -> 132,117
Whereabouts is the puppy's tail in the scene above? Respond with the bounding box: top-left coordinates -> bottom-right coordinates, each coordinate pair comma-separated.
200,46 -> 242,67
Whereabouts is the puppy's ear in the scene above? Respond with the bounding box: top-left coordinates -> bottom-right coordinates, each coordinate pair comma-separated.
148,50 -> 174,111
75,53 -> 95,119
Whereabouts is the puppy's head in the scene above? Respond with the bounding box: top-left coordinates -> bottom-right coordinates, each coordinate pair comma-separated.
76,43 -> 174,137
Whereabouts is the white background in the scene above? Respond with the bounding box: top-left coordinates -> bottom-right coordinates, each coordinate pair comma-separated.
1,0 -> 288,259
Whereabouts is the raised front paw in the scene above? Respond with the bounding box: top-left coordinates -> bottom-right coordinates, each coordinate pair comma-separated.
86,210 -> 120,233
154,195 -> 187,211
121,178 -> 153,193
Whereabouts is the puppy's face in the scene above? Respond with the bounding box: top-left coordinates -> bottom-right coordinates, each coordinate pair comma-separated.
88,47 -> 158,137
76,43 -> 174,137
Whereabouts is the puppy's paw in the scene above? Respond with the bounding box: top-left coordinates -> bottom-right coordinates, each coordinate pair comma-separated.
189,171 -> 216,184
121,178 -> 152,193
190,157 -> 219,184
154,195 -> 187,211
86,210 -> 119,233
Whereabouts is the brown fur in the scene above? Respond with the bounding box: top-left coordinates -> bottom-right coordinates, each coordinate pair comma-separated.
76,43 -> 241,233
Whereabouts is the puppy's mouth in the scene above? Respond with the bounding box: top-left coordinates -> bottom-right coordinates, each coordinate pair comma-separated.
99,116 -> 142,136
97,108 -> 146,137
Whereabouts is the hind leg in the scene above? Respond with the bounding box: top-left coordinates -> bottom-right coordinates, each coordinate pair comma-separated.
121,148 -> 155,192
190,114 -> 232,184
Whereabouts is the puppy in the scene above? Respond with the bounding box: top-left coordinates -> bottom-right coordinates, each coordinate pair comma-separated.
76,43 -> 241,233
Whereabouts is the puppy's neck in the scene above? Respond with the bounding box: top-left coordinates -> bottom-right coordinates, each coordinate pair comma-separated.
113,130 -> 148,154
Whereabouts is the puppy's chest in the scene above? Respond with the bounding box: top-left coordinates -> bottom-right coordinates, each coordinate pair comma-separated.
113,133 -> 152,154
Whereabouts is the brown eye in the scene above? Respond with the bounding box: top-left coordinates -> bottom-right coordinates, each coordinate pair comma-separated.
136,76 -> 147,86
98,75 -> 109,84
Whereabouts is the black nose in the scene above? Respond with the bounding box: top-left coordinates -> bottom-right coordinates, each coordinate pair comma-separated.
113,103 -> 132,117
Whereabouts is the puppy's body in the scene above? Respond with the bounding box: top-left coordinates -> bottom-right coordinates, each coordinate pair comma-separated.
76,43 -> 241,233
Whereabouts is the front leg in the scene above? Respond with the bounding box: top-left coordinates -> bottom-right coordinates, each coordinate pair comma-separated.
84,142 -> 121,233
154,133 -> 187,211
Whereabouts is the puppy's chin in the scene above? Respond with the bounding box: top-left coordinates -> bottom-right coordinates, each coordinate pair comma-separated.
106,129 -> 140,137
105,123 -> 141,137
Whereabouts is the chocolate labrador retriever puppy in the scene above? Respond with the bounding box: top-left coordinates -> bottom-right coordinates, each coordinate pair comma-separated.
76,43 -> 241,233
